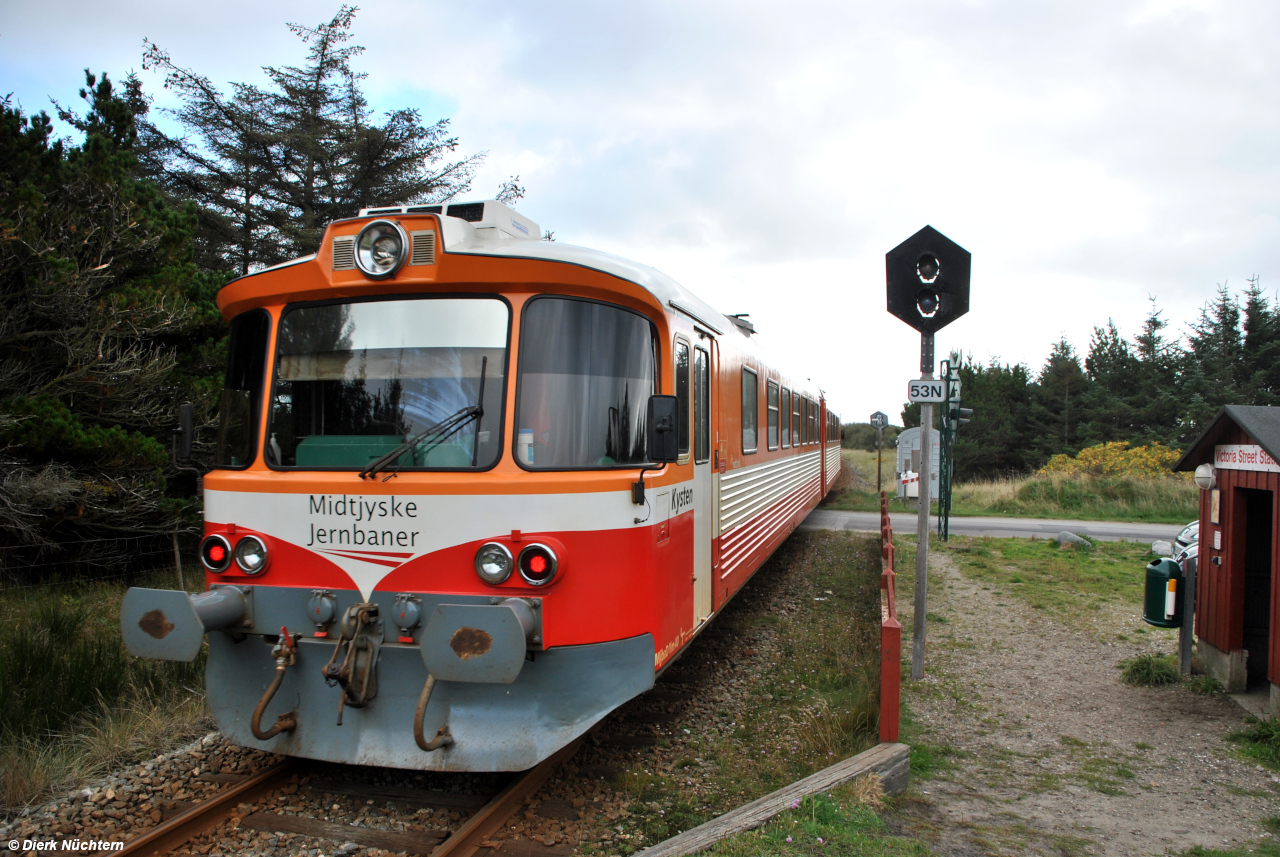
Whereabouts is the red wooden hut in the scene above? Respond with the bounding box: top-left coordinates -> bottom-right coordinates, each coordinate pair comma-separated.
1175,405 -> 1280,712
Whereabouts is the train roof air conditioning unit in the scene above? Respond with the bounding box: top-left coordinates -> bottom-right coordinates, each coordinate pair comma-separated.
357,199 -> 540,242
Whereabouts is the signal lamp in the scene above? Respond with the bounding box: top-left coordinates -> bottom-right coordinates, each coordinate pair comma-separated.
917,253 -> 940,282
949,406 -> 973,428
355,220 -> 409,280
234,535 -> 270,575
474,542 -> 514,584
200,534 -> 233,573
916,288 -> 940,316
517,544 -> 558,586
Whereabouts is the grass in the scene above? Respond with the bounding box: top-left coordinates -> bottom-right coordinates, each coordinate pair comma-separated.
824,452 -> 1197,524
705,785 -> 930,857
939,534 -> 1166,634
1181,844 -> 1280,857
596,531 -> 901,853
0,570 -> 211,811
1228,718 -> 1280,772
1183,673 -> 1224,695
1120,653 -> 1180,687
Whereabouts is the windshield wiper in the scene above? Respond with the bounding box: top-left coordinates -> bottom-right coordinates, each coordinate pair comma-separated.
359,356 -> 488,480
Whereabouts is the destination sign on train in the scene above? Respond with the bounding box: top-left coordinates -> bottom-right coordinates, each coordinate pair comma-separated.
907,379 -> 946,403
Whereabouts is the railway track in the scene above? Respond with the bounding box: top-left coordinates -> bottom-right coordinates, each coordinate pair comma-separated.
117,740 -> 583,857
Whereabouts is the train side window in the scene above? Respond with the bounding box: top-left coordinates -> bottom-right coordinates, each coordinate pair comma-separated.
694,346 -> 710,464
792,394 -> 802,448
742,367 -> 758,454
675,338 -> 691,460
780,387 -> 791,448
216,309 -> 271,469
767,381 -> 779,451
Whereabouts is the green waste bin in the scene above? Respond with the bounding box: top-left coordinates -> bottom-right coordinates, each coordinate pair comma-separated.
1143,557 -> 1183,628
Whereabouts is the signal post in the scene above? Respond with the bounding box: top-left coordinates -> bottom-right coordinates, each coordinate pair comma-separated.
885,226 -> 971,681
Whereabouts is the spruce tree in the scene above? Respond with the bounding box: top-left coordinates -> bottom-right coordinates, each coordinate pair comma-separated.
1240,276 -> 1280,404
949,357 -> 1038,479
142,6 -> 487,273
1029,338 -> 1088,459
1183,285 -> 1246,429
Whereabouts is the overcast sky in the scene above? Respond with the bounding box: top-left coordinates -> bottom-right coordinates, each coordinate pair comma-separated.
4,0 -> 1277,423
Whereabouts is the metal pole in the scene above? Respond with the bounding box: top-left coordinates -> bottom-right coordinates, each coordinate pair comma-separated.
912,332 -> 934,681
1179,553 -> 1197,675
876,428 -> 883,495
172,526 -> 185,591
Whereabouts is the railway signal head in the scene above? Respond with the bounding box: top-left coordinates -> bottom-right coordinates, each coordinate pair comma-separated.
949,405 -> 973,428
886,226 -> 971,334
870,411 -> 888,431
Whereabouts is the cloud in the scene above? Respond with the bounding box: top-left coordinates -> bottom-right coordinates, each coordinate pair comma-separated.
3,0 -> 1278,420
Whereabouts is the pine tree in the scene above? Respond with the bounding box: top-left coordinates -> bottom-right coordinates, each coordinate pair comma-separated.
1183,285 -> 1246,430
1130,299 -> 1185,443
1240,276 -> 1280,404
949,357 -> 1037,479
141,6 -> 487,273
0,72 -> 220,567
1079,320 -> 1140,444
1029,338 -> 1088,459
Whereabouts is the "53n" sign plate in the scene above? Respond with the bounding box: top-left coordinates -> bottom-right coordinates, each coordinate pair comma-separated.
907,379 -> 945,403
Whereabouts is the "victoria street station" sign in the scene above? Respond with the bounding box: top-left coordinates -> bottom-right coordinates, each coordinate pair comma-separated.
1214,444 -> 1280,473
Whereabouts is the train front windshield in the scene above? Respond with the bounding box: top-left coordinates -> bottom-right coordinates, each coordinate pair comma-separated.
266,297 -> 509,470
515,297 -> 656,468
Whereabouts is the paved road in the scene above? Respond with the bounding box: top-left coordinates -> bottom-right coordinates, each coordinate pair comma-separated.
799,508 -> 1186,543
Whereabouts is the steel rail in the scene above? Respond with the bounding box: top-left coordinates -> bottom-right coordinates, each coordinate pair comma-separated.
429,738 -> 584,857
117,758 -> 297,857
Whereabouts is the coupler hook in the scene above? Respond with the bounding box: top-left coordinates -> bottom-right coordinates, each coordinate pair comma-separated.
414,674 -> 454,751
251,626 -> 300,740
322,603 -> 379,725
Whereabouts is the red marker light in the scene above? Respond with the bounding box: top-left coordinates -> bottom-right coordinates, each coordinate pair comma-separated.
517,544 -> 558,585
210,545 -> 226,562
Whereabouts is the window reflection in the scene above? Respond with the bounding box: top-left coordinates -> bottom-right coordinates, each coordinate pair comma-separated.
516,298 -> 656,468
268,298 -> 508,469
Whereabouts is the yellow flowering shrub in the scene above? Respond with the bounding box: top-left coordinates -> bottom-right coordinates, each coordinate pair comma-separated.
1038,441 -> 1185,478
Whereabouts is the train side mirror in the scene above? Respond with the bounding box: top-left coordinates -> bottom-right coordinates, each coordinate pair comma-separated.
633,395 -> 680,507
174,402 -> 194,461
647,395 -> 680,464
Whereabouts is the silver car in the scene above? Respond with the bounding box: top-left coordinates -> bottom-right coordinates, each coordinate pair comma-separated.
1175,521 -> 1199,551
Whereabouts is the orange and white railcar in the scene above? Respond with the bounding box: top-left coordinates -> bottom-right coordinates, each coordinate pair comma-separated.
121,200 -> 841,771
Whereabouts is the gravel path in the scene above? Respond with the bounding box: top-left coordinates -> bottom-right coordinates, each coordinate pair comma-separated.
899,550 -> 1280,856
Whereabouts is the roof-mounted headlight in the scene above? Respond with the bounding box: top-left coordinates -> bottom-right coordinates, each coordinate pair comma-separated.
355,219 -> 409,280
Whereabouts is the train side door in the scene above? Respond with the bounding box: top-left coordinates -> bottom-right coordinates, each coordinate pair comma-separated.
693,343 -> 714,624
